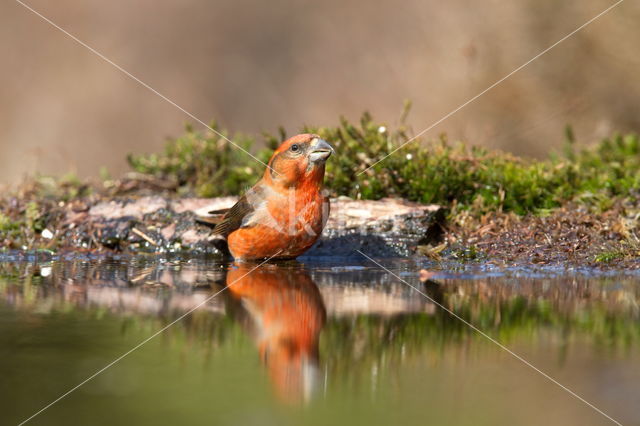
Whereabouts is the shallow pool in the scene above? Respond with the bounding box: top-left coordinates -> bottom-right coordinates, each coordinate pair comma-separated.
1,253 -> 638,425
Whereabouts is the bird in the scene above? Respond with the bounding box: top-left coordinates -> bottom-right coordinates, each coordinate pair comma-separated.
225,262 -> 326,403
207,134 -> 334,260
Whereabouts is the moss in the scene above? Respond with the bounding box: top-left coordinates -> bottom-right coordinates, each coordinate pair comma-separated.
25,202 -> 45,232
121,108 -> 639,215
594,251 -> 625,263
0,213 -> 20,233
451,245 -> 481,262
127,122 -> 273,197
33,174 -> 92,201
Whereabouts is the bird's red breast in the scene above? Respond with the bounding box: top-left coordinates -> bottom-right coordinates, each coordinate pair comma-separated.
212,134 -> 333,260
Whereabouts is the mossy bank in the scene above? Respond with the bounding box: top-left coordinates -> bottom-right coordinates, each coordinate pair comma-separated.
1,108 -> 640,267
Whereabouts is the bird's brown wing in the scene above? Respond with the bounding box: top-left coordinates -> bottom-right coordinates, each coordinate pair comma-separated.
210,195 -> 255,237
194,207 -> 229,228
208,208 -> 230,215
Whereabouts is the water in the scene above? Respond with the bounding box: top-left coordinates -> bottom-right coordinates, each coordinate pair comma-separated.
0,253 -> 638,425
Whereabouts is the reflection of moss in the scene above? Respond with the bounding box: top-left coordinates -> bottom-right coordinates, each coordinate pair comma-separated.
320,294 -> 640,378
127,106 -> 640,215
2,261 -> 638,377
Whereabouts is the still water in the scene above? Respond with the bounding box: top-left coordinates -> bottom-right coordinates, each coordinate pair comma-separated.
0,253 -> 638,425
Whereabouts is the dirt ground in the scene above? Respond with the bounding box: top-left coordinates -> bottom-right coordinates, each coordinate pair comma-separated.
446,202 -> 640,269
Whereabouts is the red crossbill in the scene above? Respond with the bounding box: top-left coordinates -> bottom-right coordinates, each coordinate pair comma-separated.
211,134 -> 333,260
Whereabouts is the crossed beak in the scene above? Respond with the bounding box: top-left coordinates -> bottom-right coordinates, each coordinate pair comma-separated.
308,138 -> 334,163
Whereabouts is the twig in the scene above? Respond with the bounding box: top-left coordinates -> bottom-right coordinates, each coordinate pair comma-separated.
131,228 -> 158,246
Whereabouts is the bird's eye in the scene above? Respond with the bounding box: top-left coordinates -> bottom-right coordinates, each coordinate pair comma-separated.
290,144 -> 300,152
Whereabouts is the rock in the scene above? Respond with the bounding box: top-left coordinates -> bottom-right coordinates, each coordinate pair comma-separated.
171,197 -> 237,214
89,197 -> 167,220
307,198 -> 444,258
160,223 -> 176,241
64,196 -> 444,257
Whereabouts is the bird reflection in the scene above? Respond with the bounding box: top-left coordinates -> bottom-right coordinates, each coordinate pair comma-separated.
224,262 -> 326,404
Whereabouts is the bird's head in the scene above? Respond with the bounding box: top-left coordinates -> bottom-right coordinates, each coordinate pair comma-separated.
265,134 -> 334,188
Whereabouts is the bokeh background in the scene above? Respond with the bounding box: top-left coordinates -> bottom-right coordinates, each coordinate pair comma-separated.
1,0 -> 639,184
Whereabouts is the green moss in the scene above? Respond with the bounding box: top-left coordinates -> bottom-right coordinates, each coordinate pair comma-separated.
452,245 -> 481,262
594,251 -> 625,263
0,213 -> 19,233
127,123 -> 273,197
33,174 -> 92,201
126,108 -> 640,215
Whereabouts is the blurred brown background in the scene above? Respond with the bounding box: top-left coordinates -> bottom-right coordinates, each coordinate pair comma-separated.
1,0 -> 638,184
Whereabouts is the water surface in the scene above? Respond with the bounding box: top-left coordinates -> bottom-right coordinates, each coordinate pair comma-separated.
1,254 -> 638,425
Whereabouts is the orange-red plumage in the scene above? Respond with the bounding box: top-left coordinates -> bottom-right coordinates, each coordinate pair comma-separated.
212,134 -> 333,260
226,263 -> 326,403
